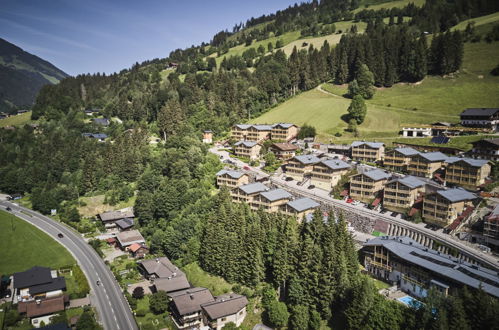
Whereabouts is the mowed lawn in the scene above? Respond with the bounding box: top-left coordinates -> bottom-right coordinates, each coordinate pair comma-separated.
0,111 -> 32,127
0,210 -> 75,275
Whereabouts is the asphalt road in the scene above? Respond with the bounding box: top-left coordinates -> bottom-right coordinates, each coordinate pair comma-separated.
1,201 -> 137,330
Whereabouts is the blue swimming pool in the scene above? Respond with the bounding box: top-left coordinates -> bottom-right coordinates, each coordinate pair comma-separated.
398,295 -> 423,309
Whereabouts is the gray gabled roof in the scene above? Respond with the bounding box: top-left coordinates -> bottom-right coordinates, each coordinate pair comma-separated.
286,198 -> 320,212
320,159 -> 350,170
362,169 -> 391,181
351,141 -> 384,149
389,176 -> 425,189
446,157 -> 489,167
115,218 -> 134,229
436,188 -> 476,203
363,236 -> 499,298
92,118 -> 110,126
417,152 -> 447,162
293,154 -> 321,165
272,123 -> 295,129
216,169 -> 246,179
201,294 -> 249,320
392,147 -> 419,156
172,287 -> 214,315
251,124 -> 273,131
461,108 -> 499,117
234,141 -> 258,148
260,189 -> 292,202
238,182 -> 268,195
234,124 -> 252,130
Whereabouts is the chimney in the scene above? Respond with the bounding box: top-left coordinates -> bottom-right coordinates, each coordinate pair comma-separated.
190,294 -> 194,300
156,258 -> 159,263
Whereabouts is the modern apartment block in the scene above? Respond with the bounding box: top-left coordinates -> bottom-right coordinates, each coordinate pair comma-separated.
422,188 -> 476,228
469,138 -> 499,161
270,143 -> 298,160
233,141 -> 262,160
383,176 -> 425,213
351,141 -> 385,163
251,189 -> 293,212
285,155 -> 321,181
231,124 -> 251,141
349,169 -> 391,203
445,158 -> 490,188
246,125 -> 272,142
310,159 -> 351,190
484,204 -> 499,242
408,152 -> 447,178
281,197 -> 320,221
383,147 -> 419,172
216,170 -> 249,189
271,123 -> 299,141
460,108 -> 499,131
231,123 -> 300,142
231,182 -> 268,204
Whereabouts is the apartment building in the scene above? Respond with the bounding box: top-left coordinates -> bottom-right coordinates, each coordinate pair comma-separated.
233,141 -> 262,160
285,155 -> 321,181
460,108 -> 499,131
281,197 -> 320,221
383,147 -> 419,172
216,170 -> 249,189
246,125 -> 272,142
170,288 -> 215,329
231,124 -> 251,140
349,169 -> 391,203
445,158 -> 491,188
251,189 -> 293,212
270,143 -> 298,160
422,188 -> 476,228
271,123 -> 299,141
362,236 -> 499,299
310,159 -> 351,190
408,152 -> 447,178
469,138 -> 499,161
231,182 -> 268,204
202,294 -> 249,330
383,176 -> 425,213
351,141 -> 385,163
484,204 -> 499,242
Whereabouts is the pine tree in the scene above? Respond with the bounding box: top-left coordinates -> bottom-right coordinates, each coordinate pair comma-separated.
347,95 -> 367,124
356,64 -> 375,99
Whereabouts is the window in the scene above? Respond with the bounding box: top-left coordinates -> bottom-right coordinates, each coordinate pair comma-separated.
239,311 -> 244,315
221,317 -> 227,322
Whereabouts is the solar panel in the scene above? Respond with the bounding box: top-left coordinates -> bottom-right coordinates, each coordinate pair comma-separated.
431,136 -> 450,144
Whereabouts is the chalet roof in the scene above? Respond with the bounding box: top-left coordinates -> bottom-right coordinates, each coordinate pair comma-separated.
98,208 -> 135,222
216,169 -> 246,179
128,243 -> 147,253
351,141 -> 384,149
272,123 -> 296,129
139,257 -> 183,278
234,141 -> 258,148
251,124 -> 272,131
115,218 -> 134,230
13,266 -> 52,289
171,287 -> 214,315
29,277 -> 66,296
18,295 -> 65,318
260,189 -> 292,202
391,147 -> 419,156
293,154 -> 321,165
234,124 -> 252,130
472,138 -> 499,147
461,108 -> 499,117
116,229 -> 145,247
286,198 -> 319,212
446,157 -> 489,167
271,143 -> 298,151
201,294 -> 249,320
436,188 -> 476,203
320,159 -> 350,170
417,152 -> 447,162
238,182 -> 268,195
388,176 -> 425,189
363,236 -> 499,298
153,276 -> 190,293
361,169 -> 391,181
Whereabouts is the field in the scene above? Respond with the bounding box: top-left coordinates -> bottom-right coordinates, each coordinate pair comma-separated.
77,194 -> 136,218
252,40 -> 499,142
354,0 -> 425,13
0,210 -> 75,275
0,111 -> 32,127
183,262 -> 233,296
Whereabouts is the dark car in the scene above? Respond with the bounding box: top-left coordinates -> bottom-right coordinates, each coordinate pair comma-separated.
308,185 -> 315,189
285,177 -> 294,181
58,233 -> 64,238
6,207 -> 11,211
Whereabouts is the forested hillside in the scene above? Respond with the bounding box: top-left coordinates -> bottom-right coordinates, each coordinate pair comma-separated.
0,38 -> 68,113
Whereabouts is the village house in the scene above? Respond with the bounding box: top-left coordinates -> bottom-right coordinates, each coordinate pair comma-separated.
216,169 -> 249,189
351,141 -> 385,163
285,154 -> 321,181
233,141 -> 262,160
281,197 -> 320,221
383,176 -> 425,213
383,147 -> 420,172
153,276 -> 191,295
270,142 -> 298,160
231,182 -> 268,204
246,125 -> 272,142
201,294 -> 249,330
138,257 -> 183,280
169,287 -> 215,329
362,236 -> 499,299
349,169 -> 391,203
460,108 -> 499,131
422,188 -> 477,228
92,118 -> 110,126
98,208 -> 135,228
270,123 -> 299,141
408,152 -> 447,178
231,124 -> 252,141
202,130 -> 213,144
251,189 -> 293,212
83,108 -> 100,116
82,133 -> 108,142
128,243 -> 149,259
115,218 -> 134,231
469,138 -> 499,161
445,158 -> 491,188
310,159 -> 351,190
116,229 -> 145,249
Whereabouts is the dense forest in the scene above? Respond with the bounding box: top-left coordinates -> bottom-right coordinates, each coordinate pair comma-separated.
1,0 -> 499,328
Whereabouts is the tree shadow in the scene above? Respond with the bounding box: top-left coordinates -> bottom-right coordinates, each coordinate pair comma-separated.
340,114 -> 351,124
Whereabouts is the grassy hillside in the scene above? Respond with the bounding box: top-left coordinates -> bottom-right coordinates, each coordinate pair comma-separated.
251,40 -> 499,142
354,0 -> 425,13
0,111 -> 32,127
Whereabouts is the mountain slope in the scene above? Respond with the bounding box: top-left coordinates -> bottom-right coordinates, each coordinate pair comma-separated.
0,38 -> 69,113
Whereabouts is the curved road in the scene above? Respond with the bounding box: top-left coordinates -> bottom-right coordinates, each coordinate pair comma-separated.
1,201 -> 137,330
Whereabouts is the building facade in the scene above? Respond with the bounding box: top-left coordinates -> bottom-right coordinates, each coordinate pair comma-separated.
383,176 -> 425,213
349,169 -> 391,203
231,124 -> 251,141
422,188 -> 476,227
280,198 -> 320,221
351,141 -> 385,163
408,152 -> 447,178
469,138 -> 499,161
285,155 -> 321,181
445,158 -> 490,188
270,143 -> 298,160
233,141 -> 262,160
246,125 -> 272,142
216,170 -> 249,189
383,147 -> 419,172
251,189 -> 292,212
310,159 -> 351,190
484,204 -> 499,242
231,182 -> 268,204
460,108 -> 499,131
271,123 -> 299,141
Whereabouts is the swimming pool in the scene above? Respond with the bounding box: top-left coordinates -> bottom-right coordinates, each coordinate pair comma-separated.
398,295 -> 423,309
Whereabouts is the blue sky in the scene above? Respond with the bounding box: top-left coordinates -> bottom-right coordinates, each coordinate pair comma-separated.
1,0 -> 297,75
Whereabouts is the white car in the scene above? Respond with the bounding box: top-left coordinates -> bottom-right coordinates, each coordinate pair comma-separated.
352,200 -> 360,206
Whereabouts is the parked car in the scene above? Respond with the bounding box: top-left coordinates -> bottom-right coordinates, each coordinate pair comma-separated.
5,207 -> 11,211
243,166 -> 250,171
352,200 -> 360,206
346,198 -> 353,203
308,185 -> 315,189
285,177 -> 294,181
58,233 -> 64,238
